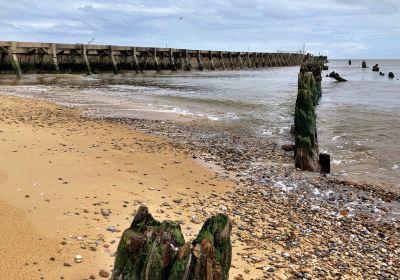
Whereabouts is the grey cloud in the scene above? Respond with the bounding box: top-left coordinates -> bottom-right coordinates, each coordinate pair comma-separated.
0,0 -> 398,58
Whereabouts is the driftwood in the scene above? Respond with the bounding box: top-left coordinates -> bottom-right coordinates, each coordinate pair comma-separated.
112,206 -> 232,280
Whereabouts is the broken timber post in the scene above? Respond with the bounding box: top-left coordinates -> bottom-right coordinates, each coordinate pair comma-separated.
111,206 -> 232,280
8,41 -> 23,79
81,44 -> 92,74
51,43 -> 60,73
294,57 -> 330,173
109,45 -> 118,74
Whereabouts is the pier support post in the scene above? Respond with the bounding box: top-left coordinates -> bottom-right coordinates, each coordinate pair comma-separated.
0,52 -> 5,74
153,48 -> 160,72
8,41 -> 23,79
81,44 -> 92,74
184,50 -> 191,71
261,53 -> 265,67
220,52 -> 226,70
238,53 -> 244,68
131,47 -> 139,72
246,52 -> 251,68
169,49 -> 176,71
229,52 -> 234,69
197,50 -> 203,71
254,53 -> 259,68
109,46 -> 118,74
209,51 -> 215,70
51,43 -> 60,73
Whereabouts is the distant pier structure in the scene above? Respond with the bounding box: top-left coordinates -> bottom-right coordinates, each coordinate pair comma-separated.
0,41 -> 306,79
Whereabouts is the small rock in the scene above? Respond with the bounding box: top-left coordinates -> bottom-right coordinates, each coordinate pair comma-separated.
99,270 -> 109,278
107,226 -> 117,232
173,198 -> 182,204
190,215 -> 201,224
74,255 -> 83,263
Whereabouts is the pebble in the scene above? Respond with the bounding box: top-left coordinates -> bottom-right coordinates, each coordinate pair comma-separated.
99,270 -> 109,278
74,255 -> 83,263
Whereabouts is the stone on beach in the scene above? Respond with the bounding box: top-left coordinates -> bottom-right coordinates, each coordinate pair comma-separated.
388,72 -> 395,79
372,64 -> 380,72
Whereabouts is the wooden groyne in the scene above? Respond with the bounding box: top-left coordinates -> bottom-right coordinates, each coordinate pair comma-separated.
294,56 -> 330,173
0,41 -> 305,79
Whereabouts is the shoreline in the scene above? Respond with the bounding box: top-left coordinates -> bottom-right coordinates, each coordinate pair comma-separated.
0,95 -> 399,279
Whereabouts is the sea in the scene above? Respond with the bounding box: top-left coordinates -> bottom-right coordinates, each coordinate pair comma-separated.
0,59 -> 399,188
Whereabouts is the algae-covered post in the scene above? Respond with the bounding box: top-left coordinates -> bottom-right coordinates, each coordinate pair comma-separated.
112,206 -> 232,280
294,71 -> 320,172
294,57 -> 330,173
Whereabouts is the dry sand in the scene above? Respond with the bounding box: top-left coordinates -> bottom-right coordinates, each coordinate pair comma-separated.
0,96 -> 234,279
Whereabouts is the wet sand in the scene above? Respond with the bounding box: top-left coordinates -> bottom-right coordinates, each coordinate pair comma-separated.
0,96 -> 233,279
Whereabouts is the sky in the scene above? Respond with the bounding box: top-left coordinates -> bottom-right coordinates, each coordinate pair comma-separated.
0,0 -> 399,58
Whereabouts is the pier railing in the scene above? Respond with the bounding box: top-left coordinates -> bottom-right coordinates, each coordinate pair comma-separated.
0,41 -> 305,79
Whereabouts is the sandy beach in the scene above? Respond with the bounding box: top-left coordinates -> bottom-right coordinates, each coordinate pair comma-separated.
0,96 -> 234,279
0,94 -> 399,280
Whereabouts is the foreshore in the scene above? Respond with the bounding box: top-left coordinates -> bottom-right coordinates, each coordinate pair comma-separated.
0,95 -> 399,279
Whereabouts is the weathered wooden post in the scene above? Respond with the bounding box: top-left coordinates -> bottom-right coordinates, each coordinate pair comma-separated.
294,57 -> 330,173
111,206 -> 232,280
51,43 -> 60,73
8,41 -> 23,79
294,71 -> 319,172
81,44 -> 92,74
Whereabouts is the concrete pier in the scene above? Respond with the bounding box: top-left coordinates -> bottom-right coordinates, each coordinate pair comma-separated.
0,41 -> 305,79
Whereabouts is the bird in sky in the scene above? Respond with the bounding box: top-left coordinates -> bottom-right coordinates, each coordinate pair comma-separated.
179,17 -> 183,21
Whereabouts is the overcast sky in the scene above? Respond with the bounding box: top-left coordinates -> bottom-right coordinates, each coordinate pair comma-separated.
0,0 -> 399,58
